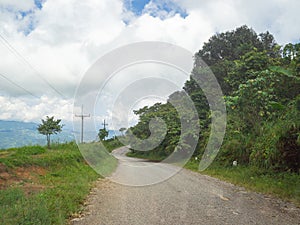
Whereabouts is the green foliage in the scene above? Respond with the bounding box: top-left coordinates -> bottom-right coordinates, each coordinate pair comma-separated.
0,188 -> 52,224
98,128 -> 109,141
282,43 -> 300,73
276,126 -> 300,172
250,100 -> 300,172
128,25 -> 300,175
16,145 -> 46,155
195,25 -> 280,94
222,65 -> 299,169
37,116 -> 63,149
126,150 -> 166,162
102,138 -> 124,152
128,102 -> 181,157
0,142 -> 108,224
226,49 -> 272,91
185,162 -> 300,207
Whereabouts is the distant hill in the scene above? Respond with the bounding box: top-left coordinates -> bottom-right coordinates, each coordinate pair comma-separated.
0,120 -> 74,149
0,120 -> 120,149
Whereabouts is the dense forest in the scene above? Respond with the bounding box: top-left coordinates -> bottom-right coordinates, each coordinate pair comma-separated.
127,25 -> 300,173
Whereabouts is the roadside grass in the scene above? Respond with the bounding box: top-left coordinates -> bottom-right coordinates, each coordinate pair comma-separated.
124,148 -> 300,207
79,142 -> 118,177
102,138 -> 124,152
185,161 -> 300,207
0,142 -> 118,224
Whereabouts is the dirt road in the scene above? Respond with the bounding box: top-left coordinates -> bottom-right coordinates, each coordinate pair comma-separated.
72,147 -> 300,225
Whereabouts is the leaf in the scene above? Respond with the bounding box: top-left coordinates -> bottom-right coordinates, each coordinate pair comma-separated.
269,101 -> 285,110
269,66 -> 300,80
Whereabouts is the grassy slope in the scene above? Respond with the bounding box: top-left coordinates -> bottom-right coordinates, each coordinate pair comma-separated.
185,161 -> 300,207
0,142 -> 117,224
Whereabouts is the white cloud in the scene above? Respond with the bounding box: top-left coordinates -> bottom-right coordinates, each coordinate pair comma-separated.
0,0 -> 299,124
0,0 -> 36,12
0,95 -> 73,122
174,0 -> 300,43
142,0 -> 187,19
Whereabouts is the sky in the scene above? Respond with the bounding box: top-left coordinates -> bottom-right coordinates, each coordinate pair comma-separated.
0,0 -> 299,130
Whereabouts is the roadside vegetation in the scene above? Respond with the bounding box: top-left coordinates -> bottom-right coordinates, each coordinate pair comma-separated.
186,161 -> 300,207
126,25 -> 300,205
126,150 -> 165,162
102,138 -> 124,152
0,142 -> 117,224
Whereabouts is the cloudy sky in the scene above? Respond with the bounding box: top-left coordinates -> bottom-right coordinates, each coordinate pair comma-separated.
0,0 -> 299,129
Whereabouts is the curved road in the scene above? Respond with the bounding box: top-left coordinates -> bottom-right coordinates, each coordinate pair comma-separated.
72,147 -> 300,225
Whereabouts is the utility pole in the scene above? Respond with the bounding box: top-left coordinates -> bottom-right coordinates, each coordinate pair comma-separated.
102,119 -> 108,130
75,105 -> 90,143
102,119 -> 108,141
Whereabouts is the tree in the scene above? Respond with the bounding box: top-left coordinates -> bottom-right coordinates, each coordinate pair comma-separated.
98,128 -> 109,141
194,25 -> 280,94
226,49 -> 271,91
119,127 -> 126,136
37,116 -> 63,149
129,102 -> 181,156
128,26 -> 300,172
282,43 -> 300,73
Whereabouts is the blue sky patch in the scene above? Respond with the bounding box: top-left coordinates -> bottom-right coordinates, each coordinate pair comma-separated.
128,0 -> 150,15
148,1 -> 188,19
124,0 -> 188,19
16,1 -> 45,36
19,11 -> 28,19
34,0 -> 44,10
23,20 -> 35,36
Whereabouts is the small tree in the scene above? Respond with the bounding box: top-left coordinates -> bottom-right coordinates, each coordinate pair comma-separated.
37,116 -> 63,148
98,128 -> 109,141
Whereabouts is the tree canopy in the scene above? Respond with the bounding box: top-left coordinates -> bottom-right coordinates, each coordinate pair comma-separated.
37,116 -> 63,149
98,128 -> 109,141
127,25 -> 300,172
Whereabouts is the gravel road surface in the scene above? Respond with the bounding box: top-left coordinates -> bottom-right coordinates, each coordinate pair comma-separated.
72,147 -> 300,225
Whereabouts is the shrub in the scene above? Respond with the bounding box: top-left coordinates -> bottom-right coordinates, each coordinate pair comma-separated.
276,126 -> 300,173
250,98 -> 300,172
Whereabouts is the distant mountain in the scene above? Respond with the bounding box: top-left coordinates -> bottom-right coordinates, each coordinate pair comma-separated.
0,120 -> 74,149
0,120 -> 121,150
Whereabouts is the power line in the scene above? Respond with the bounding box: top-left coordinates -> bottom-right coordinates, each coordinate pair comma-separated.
0,72 -> 39,99
0,33 -> 66,99
75,105 -> 90,143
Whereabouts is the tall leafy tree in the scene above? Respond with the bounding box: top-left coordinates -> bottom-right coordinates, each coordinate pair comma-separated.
194,25 -> 280,94
226,49 -> 272,91
129,26 -> 299,172
129,102 -> 181,157
37,116 -> 63,149
98,128 -> 109,141
282,43 -> 300,73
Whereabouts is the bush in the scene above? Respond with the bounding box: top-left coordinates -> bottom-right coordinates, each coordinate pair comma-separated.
250,99 -> 300,172
276,126 -> 300,172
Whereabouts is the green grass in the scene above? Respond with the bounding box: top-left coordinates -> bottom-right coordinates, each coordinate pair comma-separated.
185,161 -> 300,207
102,138 -> 125,152
0,141 -> 118,224
79,142 -> 118,177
